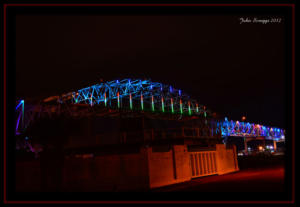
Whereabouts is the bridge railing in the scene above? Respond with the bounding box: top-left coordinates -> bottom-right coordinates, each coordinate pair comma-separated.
119,127 -> 222,144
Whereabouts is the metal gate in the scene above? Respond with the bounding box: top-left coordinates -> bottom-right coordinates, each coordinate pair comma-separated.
189,151 -> 218,178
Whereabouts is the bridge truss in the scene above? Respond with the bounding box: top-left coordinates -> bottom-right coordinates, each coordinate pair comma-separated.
57,78 -> 208,116
219,118 -> 285,141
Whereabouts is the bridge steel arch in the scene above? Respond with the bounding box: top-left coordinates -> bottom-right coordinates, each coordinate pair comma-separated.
58,78 -> 208,116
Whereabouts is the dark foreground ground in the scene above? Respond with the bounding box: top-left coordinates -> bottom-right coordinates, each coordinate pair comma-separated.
152,155 -> 285,192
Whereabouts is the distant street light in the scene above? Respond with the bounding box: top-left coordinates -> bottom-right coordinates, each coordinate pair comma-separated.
241,116 -> 246,121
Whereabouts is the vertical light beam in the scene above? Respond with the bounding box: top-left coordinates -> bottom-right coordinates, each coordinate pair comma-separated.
171,98 -> 174,113
75,93 -> 78,103
152,95 -> 155,111
104,92 -> 107,107
161,96 -> 165,112
188,101 -> 191,115
130,93 -> 133,110
196,103 -> 199,113
141,93 -> 144,110
117,92 -> 120,108
180,99 -> 183,114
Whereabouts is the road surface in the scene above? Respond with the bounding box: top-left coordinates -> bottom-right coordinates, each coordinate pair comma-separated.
152,165 -> 284,192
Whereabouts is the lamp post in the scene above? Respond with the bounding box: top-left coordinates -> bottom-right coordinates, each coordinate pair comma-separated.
241,116 -> 248,155
241,116 -> 246,122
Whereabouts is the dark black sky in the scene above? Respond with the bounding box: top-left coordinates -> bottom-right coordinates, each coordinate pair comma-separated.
16,14 -> 286,128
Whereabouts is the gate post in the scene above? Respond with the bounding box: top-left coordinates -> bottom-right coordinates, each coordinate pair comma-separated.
273,140 -> 277,152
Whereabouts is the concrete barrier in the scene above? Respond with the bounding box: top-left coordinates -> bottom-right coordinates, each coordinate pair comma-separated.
147,145 -> 191,188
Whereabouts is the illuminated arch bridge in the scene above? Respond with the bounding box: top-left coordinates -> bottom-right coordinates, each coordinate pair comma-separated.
15,78 -> 285,140
57,78 -> 208,116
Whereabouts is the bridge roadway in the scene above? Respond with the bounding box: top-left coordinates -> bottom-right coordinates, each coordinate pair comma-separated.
15,100 -> 285,140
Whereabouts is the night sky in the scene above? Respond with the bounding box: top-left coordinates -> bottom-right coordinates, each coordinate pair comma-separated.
16,14 -> 286,128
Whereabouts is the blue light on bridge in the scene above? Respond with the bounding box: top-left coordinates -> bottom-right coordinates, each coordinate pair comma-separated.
15,100 -> 25,135
64,79 -> 207,116
16,100 -> 24,110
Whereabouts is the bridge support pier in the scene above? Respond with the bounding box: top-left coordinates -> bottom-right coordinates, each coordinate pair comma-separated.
262,139 -> 266,149
244,137 -> 248,155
